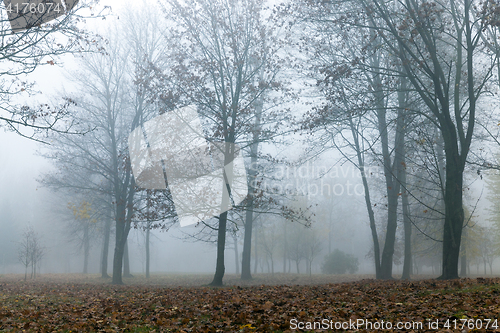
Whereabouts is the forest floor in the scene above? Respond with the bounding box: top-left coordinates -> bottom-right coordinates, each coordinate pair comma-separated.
0,273 -> 499,332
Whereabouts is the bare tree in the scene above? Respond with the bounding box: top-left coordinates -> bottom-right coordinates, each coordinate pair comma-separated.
295,0 -> 497,279
18,225 -> 44,280
42,3 -> 168,284
18,226 -> 33,281
0,0 -> 105,141
142,0 -> 287,286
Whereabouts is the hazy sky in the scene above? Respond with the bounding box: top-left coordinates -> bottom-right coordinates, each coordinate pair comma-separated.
0,0 -> 491,276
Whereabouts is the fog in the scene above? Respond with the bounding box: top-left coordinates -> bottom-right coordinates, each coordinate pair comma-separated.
0,129 -> 375,275
0,0 -> 498,285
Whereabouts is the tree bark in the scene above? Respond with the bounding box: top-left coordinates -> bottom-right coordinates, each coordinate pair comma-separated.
101,216 -> 111,278
112,203 -> 127,285
253,221 -> 259,275
83,222 -> 89,274
146,221 -> 151,278
209,140 -> 237,286
233,233 -> 239,275
241,94 -> 262,281
378,99 -> 405,279
145,190 -> 151,278
348,113 -> 381,278
439,144 -> 464,280
283,221 -> 287,273
401,168 -> 412,280
209,211 -> 228,286
112,179 -> 135,284
241,198 -> 254,280
460,228 -> 467,277
123,240 -> 133,277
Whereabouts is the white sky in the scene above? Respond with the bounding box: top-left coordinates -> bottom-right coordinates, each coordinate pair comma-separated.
0,0 -> 490,275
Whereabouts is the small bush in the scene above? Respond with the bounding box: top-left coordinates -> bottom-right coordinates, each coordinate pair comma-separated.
322,249 -> 359,274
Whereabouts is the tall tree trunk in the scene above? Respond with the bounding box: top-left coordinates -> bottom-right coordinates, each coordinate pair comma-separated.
379,99 -> 407,279
398,83 -> 411,280
460,228 -> 467,277
439,146 -> 464,280
380,190 -> 399,279
101,216 -> 111,278
253,222 -> 258,275
83,222 -> 89,274
233,233 -> 240,275
209,212 -> 228,286
112,204 -> 127,285
145,190 -> 151,278
401,184 -> 412,280
366,40 -> 399,280
378,102 -> 405,279
123,240 -> 133,277
347,112 -> 381,278
241,97 -> 262,280
146,220 -> 150,278
283,221 -> 287,273
241,197 -> 254,280
112,179 -> 135,284
209,140 -> 237,286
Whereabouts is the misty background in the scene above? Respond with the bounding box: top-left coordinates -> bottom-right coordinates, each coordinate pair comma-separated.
0,0 -> 497,281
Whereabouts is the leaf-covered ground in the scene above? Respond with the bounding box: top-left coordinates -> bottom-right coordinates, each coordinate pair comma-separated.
0,274 -> 499,332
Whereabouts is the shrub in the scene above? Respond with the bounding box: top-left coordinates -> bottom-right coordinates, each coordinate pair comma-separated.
322,249 -> 359,274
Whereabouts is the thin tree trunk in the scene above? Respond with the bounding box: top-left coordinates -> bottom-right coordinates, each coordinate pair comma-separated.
146,221 -> 150,278
112,240 -> 125,284
112,201 -> 128,284
123,240 -> 133,277
241,97 -> 261,280
233,233 -> 239,275
145,190 -> 151,278
378,102 -> 405,279
460,228 -> 467,277
439,144 -> 464,279
241,198 -> 254,280
283,221 -> 287,273
401,186 -> 412,279
83,223 -> 89,274
209,140 -> 238,286
112,180 -> 135,284
347,113 -> 381,278
253,222 -> 258,275
209,212 -> 228,286
101,217 -> 111,278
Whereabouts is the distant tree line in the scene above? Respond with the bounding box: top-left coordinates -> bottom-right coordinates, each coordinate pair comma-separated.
5,0 -> 500,283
